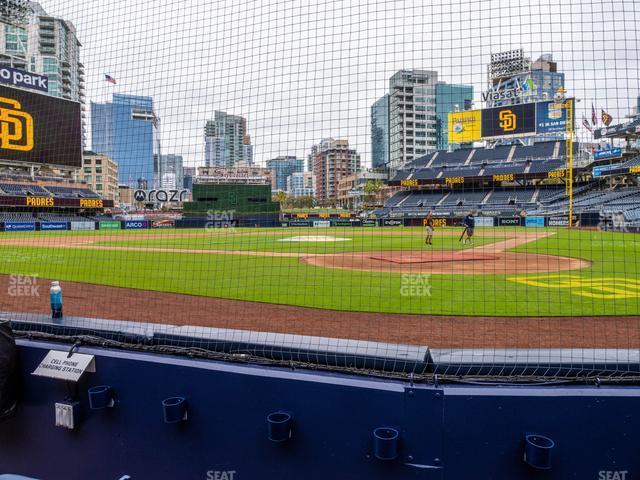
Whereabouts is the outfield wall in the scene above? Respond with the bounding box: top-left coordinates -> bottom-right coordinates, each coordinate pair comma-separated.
0,212 -> 617,231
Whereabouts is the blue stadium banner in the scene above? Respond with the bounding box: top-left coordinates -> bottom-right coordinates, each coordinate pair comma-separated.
525,216 -> 545,228
124,220 -> 149,230
536,100 -> 573,134
4,222 -> 36,232
594,148 -> 623,160
361,219 -> 377,227
594,118 -> 640,139
39,222 -> 67,231
0,66 -> 48,92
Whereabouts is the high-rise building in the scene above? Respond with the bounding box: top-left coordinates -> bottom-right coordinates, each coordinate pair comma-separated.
435,83 -> 474,150
378,70 -> 473,165
204,111 -> 253,167
266,156 -> 304,193
82,151 -> 118,201
158,154 -> 183,190
389,69 -> 438,169
371,94 -> 390,169
91,93 -> 160,187
183,166 -> 196,191
0,1 -> 87,143
309,138 -> 361,205
287,171 -> 315,197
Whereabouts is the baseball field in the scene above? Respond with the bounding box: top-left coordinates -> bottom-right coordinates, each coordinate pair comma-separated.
1,226 -> 639,348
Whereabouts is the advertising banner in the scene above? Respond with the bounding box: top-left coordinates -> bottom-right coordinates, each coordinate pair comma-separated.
498,217 -> 522,227
0,84 -> 81,168
382,219 -> 404,227
99,221 -> 121,230
474,217 -> 495,227
280,222 -> 289,227
481,103 -> 536,138
152,219 -> 175,229
548,216 -> 575,227
331,219 -> 352,227
39,222 -> 67,231
592,164 -> 624,177
124,220 -> 148,230
288,220 -> 310,227
313,220 -> 331,228
0,196 -> 112,208
0,66 -> 48,92
4,222 -> 35,232
594,118 -> 640,139
361,219 -> 377,227
536,100 -> 572,134
448,110 -> 482,143
133,189 -> 189,203
524,216 -> 545,228
70,221 -> 95,231
594,148 -> 623,161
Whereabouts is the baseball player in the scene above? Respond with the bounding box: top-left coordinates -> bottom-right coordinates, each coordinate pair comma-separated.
425,210 -> 434,245
462,212 -> 475,244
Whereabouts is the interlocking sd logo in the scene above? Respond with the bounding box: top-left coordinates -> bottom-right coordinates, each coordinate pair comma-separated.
498,109 -> 517,132
0,96 -> 34,151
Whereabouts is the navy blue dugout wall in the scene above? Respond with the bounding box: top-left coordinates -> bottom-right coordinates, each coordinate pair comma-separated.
0,339 -> 638,479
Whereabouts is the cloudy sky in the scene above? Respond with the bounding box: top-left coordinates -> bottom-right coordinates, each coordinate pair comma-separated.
45,0 -> 640,168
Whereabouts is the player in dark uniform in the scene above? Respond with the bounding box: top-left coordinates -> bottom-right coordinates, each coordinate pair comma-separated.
462,212 -> 475,245
425,210 -> 434,245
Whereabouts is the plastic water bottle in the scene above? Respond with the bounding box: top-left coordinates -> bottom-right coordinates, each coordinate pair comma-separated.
50,281 -> 63,319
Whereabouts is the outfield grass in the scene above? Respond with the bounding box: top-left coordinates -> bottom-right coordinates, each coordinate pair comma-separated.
0,227 -> 638,316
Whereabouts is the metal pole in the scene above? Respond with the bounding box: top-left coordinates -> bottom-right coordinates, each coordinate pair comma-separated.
566,99 -> 574,227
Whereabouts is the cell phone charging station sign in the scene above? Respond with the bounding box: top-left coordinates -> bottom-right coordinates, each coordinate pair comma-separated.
32,350 -> 95,382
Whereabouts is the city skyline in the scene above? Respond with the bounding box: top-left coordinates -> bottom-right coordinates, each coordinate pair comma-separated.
13,0 -> 640,170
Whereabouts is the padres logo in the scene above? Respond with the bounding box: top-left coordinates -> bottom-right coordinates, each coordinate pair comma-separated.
498,109 -> 517,132
508,274 -> 640,299
0,97 -> 34,151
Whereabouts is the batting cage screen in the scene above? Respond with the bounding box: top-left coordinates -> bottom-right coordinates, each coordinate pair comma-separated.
1,0 -> 639,381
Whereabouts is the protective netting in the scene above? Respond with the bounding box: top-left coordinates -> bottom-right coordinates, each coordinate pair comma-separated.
1,0 -> 639,381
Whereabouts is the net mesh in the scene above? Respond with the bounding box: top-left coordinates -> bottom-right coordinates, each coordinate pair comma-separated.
1,0 -> 639,381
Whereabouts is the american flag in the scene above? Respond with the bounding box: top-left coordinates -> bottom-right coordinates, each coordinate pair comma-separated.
591,103 -> 597,126
582,116 -> 592,132
104,74 -> 117,85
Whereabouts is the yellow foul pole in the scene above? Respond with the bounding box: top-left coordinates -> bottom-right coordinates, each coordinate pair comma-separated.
565,99 -> 574,228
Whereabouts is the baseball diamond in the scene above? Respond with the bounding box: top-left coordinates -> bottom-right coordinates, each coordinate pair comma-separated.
0,226 -> 638,349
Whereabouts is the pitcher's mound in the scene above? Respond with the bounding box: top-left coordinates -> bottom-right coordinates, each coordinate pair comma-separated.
370,251 -> 498,264
302,250 -> 590,275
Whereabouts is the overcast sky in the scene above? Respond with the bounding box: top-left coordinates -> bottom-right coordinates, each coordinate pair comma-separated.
45,0 -> 640,168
